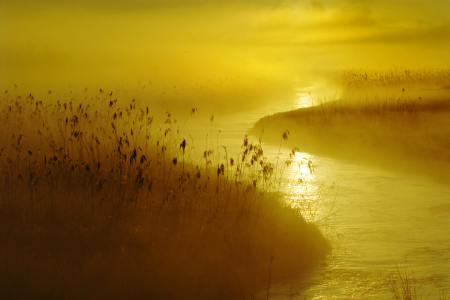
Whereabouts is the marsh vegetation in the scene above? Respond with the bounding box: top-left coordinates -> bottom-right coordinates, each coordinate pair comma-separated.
252,68 -> 450,183
248,68 -> 450,299
0,88 -> 330,299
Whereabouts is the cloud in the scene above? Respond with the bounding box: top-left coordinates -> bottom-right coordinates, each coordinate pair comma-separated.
0,0 -> 284,12
253,2 -> 449,47
1,0 -> 449,95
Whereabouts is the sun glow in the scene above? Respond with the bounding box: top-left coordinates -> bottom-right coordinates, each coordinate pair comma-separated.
2,0 -> 450,298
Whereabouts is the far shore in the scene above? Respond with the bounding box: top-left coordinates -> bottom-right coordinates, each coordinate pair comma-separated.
251,93 -> 450,183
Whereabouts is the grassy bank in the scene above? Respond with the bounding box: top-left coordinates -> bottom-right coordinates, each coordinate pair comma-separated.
0,89 -> 330,299
252,68 -> 450,183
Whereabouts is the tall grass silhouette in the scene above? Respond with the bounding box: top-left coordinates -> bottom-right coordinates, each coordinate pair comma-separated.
386,265 -> 448,300
0,88 -> 330,299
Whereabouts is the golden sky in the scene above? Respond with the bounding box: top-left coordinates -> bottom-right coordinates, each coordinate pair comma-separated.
1,0 -> 449,93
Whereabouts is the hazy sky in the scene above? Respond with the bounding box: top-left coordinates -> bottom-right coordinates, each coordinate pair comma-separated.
1,0 -> 449,94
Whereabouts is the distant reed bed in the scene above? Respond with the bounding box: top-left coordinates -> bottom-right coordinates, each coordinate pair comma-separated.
252,68 -> 450,182
0,88 -> 330,299
336,67 -> 450,91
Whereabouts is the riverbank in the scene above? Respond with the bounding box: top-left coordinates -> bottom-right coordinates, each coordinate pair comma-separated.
251,87 -> 450,184
250,82 -> 450,298
0,90 -> 330,299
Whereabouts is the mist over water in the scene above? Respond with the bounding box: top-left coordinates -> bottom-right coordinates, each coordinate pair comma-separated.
2,0 -> 450,298
177,82 -> 450,298
2,0 -> 450,97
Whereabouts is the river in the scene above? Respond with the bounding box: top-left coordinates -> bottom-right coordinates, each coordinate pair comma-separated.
177,85 -> 450,299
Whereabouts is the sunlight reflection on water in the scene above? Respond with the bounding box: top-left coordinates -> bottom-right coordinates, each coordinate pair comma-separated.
287,156 -> 450,299
171,84 -> 450,299
294,84 -> 341,109
279,151 -> 332,224
295,86 -> 316,109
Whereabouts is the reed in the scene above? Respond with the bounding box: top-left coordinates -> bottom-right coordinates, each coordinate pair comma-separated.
388,266 -> 419,300
387,265 -> 448,300
252,68 -> 450,183
0,88 -> 330,299
335,68 -> 450,91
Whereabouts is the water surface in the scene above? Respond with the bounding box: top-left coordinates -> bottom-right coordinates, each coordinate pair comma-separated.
179,85 -> 450,299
